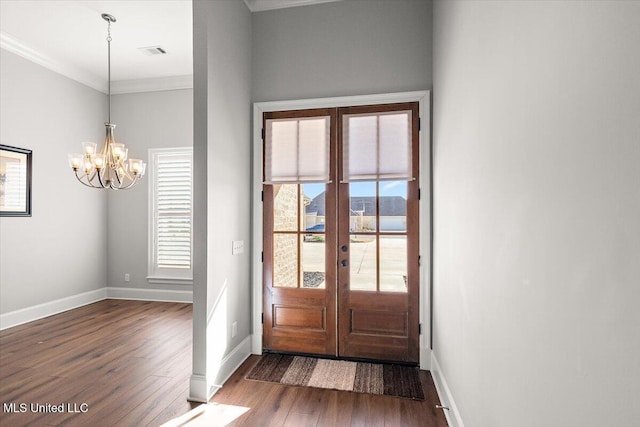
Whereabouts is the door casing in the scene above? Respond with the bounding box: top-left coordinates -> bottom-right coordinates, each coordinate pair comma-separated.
252,91 -> 432,368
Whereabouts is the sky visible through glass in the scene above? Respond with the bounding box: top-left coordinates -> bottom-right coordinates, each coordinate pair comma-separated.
303,181 -> 407,200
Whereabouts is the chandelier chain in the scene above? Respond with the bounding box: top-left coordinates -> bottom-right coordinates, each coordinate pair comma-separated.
106,19 -> 112,123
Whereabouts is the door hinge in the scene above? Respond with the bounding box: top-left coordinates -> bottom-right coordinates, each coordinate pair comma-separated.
418,117 -> 421,131
418,255 -> 421,266
419,323 -> 422,335
261,128 -> 265,140
261,313 -> 264,324
418,188 -> 421,200
261,252 -> 264,263
261,190 -> 264,202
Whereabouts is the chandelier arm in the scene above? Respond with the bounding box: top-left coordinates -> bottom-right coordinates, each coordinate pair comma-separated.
97,169 -> 107,188
75,170 -> 99,188
113,168 -> 124,188
119,166 -> 133,181
118,175 -> 141,190
87,168 -> 98,183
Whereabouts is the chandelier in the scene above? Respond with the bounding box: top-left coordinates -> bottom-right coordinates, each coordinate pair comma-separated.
68,13 -> 146,189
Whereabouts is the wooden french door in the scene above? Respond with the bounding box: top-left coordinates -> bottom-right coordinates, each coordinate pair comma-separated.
263,108 -> 338,355
263,103 -> 420,364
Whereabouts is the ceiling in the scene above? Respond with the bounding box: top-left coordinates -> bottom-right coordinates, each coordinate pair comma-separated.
0,0 -> 341,94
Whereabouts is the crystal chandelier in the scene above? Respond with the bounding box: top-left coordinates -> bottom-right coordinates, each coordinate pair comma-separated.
68,13 -> 146,189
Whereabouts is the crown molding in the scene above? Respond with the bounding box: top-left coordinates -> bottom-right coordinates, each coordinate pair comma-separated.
111,75 -> 193,94
1,31 -> 192,95
1,31 -> 106,93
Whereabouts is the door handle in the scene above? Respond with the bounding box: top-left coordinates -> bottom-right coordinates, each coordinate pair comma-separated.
341,259 -> 348,267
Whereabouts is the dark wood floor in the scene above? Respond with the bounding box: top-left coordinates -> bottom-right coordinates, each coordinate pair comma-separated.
211,356 -> 449,427
0,299 -> 197,427
0,300 -> 448,426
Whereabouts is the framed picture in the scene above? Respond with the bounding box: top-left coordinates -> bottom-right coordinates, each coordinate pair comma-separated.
0,145 -> 32,217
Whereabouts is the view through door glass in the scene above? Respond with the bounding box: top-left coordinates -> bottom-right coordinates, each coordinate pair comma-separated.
263,103 -> 419,363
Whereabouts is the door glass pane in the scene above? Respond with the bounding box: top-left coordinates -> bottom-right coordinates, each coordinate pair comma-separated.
349,234 -> 377,291
302,183 -> 326,231
379,235 -> 407,293
273,233 -> 298,288
349,181 -> 376,232
301,235 -> 325,289
273,184 -> 298,231
379,181 -> 407,233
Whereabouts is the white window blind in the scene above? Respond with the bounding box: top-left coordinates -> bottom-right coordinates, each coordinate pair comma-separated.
148,148 -> 193,284
264,116 -> 330,183
342,110 -> 413,182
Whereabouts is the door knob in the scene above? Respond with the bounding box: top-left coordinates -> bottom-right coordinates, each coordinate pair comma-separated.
341,259 -> 348,267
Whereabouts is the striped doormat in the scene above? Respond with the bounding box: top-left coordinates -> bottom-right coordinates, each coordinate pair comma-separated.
246,353 -> 424,400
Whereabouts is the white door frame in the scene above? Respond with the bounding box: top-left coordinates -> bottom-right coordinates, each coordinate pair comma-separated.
252,91 -> 432,368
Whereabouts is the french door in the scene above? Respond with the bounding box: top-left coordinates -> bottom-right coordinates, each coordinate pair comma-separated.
263,103 -> 420,363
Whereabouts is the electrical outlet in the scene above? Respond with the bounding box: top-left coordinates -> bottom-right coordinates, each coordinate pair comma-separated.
232,240 -> 244,255
124,273 -> 130,282
232,321 -> 238,338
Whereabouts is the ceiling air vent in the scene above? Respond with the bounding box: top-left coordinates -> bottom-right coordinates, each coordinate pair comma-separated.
138,46 -> 167,56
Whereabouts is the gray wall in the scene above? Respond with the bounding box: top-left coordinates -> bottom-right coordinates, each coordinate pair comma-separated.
0,49 -> 107,314
192,0 -> 252,398
432,1 -> 640,426
252,0 -> 432,101
107,89 -> 193,291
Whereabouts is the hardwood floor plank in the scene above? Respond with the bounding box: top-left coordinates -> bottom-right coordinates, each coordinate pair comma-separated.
282,411 -> 319,427
210,355 -> 448,427
315,390 -> 354,427
0,300 -> 194,427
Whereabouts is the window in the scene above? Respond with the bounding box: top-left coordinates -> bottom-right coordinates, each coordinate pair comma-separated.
148,147 -> 193,284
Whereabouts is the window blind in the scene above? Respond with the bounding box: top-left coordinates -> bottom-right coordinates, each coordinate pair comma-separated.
154,152 -> 192,270
264,116 -> 330,183
342,110 -> 413,182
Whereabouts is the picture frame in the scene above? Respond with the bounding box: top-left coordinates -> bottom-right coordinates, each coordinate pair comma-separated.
0,144 -> 32,217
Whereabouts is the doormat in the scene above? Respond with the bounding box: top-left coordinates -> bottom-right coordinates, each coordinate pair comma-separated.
246,353 -> 425,400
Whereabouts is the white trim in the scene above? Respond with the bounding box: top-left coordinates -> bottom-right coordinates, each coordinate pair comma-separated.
1,32 -> 192,95
146,276 -> 193,286
0,287 -> 195,330
252,91 -> 432,360
188,374 -> 212,403
106,287 -> 193,303
418,92 -> 432,369
1,32 -> 106,93
111,75 -> 193,94
188,336 -> 253,403
215,335 -> 253,387
431,353 -> 465,427
0,288 -> 107,331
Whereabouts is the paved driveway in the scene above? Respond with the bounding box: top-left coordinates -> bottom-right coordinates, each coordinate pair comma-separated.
302,235 -> 407,292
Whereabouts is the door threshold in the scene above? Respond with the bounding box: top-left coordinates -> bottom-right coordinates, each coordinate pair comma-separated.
262,349 -> 419,367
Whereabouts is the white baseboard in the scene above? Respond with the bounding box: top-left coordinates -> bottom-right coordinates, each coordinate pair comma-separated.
431,353 -> 465,427
189,335 -> 253,403
0,288 -> 107,331
106,286 -> 193,303
0,286 -> 193,330
188,374 -> 211,403
214,335 -> 252,386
